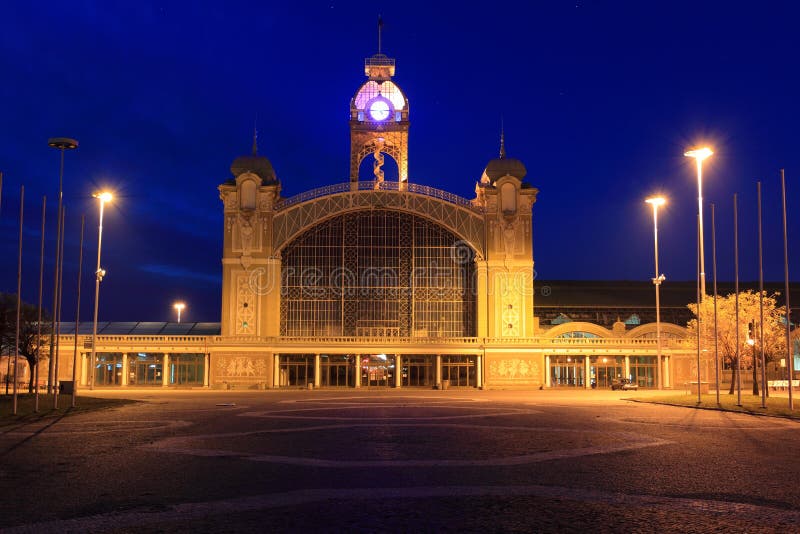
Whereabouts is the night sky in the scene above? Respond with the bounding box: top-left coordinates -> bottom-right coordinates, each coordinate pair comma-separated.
1,1 -> 799,322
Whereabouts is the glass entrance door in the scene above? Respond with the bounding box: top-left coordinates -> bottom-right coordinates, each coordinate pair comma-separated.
403,355 -> 434,387
94,353 -> 123,386
442,355 -> 477,387
550,356 -> 585,387
321,355 -> 353,387
591,356 -> 624,388
130,353 -> 162,386
361,354 -> 395,387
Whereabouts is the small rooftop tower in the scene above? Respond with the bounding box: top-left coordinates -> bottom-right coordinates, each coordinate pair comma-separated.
349,17 -> 409,185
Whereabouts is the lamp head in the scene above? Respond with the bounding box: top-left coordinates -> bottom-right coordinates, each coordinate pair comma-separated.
94,191 -> 113,203
645,196 -> 666,207
48,137 -> 79,150
684,147 -> 714,161
173,302 -> 186,311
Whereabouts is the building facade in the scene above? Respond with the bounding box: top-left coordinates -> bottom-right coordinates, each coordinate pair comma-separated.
50,49 -> 710,391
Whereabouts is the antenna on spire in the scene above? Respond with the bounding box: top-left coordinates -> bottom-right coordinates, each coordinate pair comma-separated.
499,117 -> 506,159
377,15 -> 383,54
252,119 -> 258,156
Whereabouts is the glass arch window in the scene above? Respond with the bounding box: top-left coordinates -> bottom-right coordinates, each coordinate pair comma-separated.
354,81 -> 406,111
556,331 -> 600,339
280,210 -> 476,338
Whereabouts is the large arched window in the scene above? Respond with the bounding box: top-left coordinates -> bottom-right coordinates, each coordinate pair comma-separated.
280,210 -> 476,337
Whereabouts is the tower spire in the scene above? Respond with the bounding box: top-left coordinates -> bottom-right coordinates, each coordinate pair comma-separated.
377,15 -> 383,54
499,117 -> 506,159
252,121 -> 258,156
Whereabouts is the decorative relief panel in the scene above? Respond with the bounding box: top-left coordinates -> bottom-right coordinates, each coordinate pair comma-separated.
215,353 -> 268,379
488,357 -> 541,383
498,275 -> 524,337
235,274 -> 256,335
237,213 -> 255,254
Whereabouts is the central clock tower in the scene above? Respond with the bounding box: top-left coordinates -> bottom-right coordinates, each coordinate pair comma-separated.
349,51 -> 410,184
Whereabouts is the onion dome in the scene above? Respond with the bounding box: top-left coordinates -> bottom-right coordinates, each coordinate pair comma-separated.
483,156 -> 527,182
230,130 -> 277,184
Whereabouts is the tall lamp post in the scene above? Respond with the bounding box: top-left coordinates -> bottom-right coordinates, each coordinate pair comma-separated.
47,137 -> 78,393
646,196 -> 666,390
685,146 -> 713,402
173,302 -> 186,323
89,191 -> 112,390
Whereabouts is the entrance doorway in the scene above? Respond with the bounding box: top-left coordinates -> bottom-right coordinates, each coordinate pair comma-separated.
94,353 -> 123,386
442,355 -> 476,387
130,353 -> 162,386
278,354 -> 314,387
169,354 -> 205,386
361,354 -> 395,388
321,354 -> 353,387
591,356 -> 624,388
550,356 -> 585,387
403,355 -> 434,387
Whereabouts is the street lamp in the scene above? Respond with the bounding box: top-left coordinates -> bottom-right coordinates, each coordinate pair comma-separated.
685,146 -> 713,403
173,302 -> 186,323
47,137 -> 78,396
684,146 -> 712,296
646,196 -> 666,390
89,191 -> 112,390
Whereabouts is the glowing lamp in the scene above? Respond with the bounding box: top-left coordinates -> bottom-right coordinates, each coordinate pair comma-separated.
645,196 -> 666,207
684,147 -> 713,161
173,301 -> 186,323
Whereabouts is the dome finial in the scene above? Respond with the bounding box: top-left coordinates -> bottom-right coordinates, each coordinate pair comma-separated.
499,117 -> 506,159
252,120 -> 258,156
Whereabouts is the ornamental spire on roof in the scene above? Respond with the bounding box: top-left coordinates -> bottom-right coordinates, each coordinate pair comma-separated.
377,15 -> 383,55
499,118 -> 506,159
252,121 -> 258,156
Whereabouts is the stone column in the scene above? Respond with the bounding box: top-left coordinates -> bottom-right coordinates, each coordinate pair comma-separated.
80,353 -> 88,386
395,355 -> 402,388
355,355 -> 362,388
624,356 -> 631,381
314,354 -> 321,388
436,354 -> 442,386
476,355 -> 482,388
121,353 -> 128,387
545,355 -> 551,387
585,356 -> 591,389
475,260 -> 489,338
273,354 -> 280,387
664,356 -> 670,388
162,354 -> 169,387
204,354 -> 210,387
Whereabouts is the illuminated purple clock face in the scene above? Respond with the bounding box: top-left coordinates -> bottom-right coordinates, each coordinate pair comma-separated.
369,99 -> 391,121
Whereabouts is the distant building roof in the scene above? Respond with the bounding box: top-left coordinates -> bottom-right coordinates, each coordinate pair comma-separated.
534,280 -> 800,328
57,322 -> 221,336
535,280 -> 800,308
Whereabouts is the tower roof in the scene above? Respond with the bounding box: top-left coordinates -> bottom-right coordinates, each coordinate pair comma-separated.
483,157 -> 527,182
230,129 -> 277,184
481,130 -> 527,183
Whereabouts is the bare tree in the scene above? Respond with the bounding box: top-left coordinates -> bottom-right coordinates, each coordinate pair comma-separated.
0,293 -> 51,393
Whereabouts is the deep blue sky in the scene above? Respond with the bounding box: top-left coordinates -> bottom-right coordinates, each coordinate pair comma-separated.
1,1 -> 799,321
